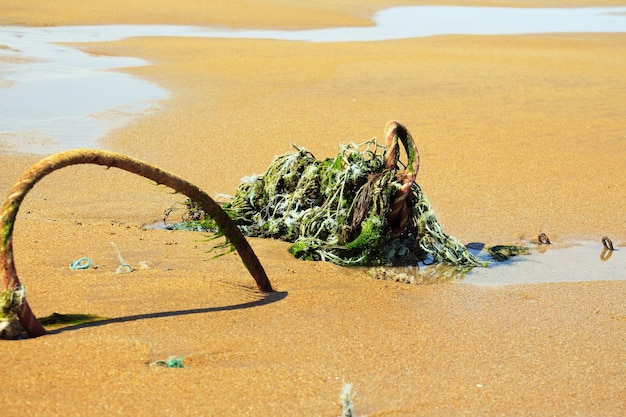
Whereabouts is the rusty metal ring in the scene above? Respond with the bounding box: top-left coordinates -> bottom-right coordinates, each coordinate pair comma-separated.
601,236 -> 614,251
538,233 -> 551,245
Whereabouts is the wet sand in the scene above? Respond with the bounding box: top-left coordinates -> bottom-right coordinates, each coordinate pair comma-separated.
1,1 -> 625,416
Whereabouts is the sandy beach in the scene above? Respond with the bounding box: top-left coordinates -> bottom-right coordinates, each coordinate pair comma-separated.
1,1 -> 625,416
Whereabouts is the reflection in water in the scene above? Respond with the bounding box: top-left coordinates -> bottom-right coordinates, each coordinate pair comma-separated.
370,240 -> 623,286
1,6 -> 626,153
600,248 -> 613,262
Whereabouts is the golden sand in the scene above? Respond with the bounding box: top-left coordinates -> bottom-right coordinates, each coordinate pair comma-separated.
1,1 -> 624,416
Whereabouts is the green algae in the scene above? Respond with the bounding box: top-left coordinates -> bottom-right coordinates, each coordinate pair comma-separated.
487,245 -> 530,262
39,312 -> 107,329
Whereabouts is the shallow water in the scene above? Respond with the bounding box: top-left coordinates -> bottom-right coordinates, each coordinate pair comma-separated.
464,241 -> 625,285
0,27 -> 168,154
1,6 -> 626,153
372,241 -> 625,285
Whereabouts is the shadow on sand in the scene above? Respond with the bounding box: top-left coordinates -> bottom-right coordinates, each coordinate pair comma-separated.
46,290 -> 288,335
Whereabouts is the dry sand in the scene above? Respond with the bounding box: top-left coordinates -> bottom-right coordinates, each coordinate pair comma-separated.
1,1 -> 625,416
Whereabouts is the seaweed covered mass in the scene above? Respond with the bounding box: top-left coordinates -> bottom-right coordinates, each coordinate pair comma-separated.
188,121 -> 484,269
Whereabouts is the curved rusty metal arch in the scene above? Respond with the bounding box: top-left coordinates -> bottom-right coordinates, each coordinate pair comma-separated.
1,149 -> 273,337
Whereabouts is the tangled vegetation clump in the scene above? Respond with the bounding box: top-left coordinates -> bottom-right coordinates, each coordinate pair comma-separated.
0,287 -> 25,339
186,121 -> 484,268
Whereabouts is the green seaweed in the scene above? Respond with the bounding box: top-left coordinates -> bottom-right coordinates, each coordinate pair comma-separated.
39,312 -> 107,329
487,245 -> 530,262
345,216 -> 383,251
0,287 -> 23,320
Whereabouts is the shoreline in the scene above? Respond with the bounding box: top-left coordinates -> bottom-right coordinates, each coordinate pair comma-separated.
2,6 -> 626,158
4,0 -> 626,27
